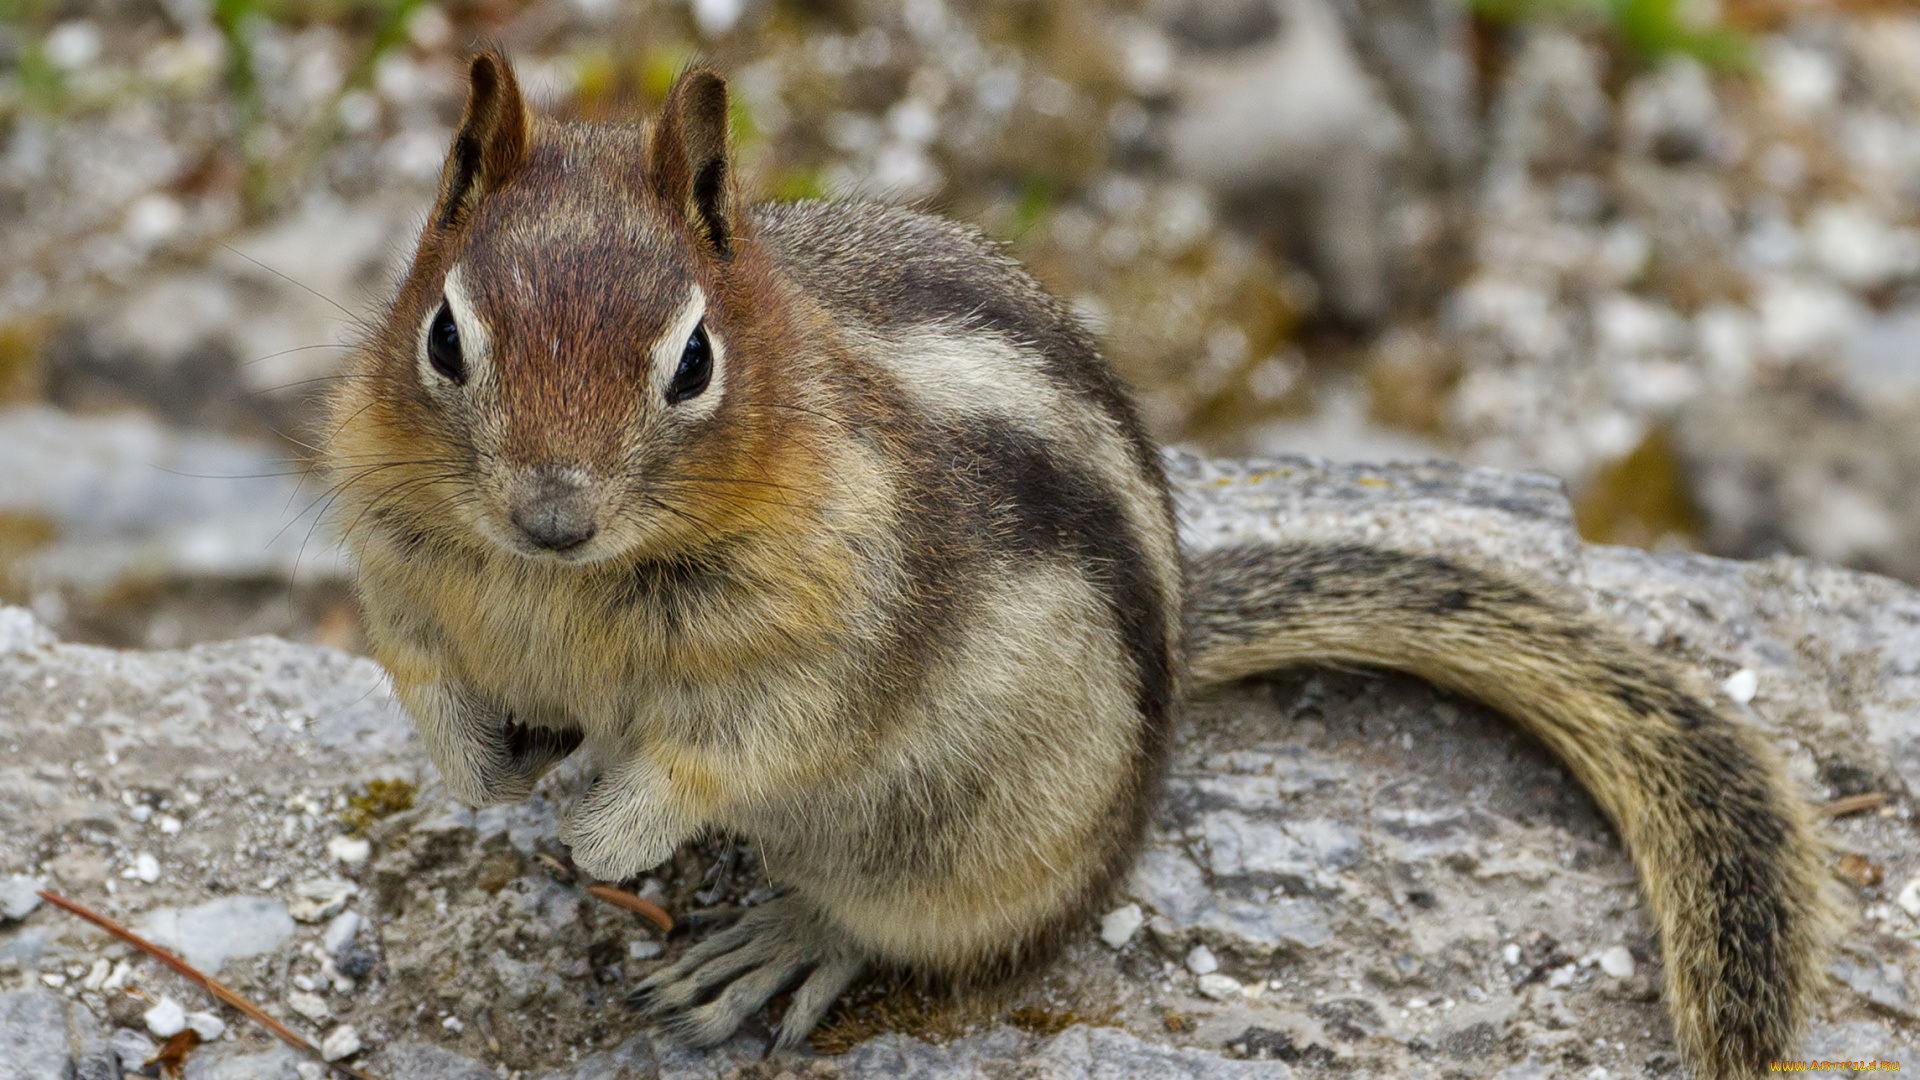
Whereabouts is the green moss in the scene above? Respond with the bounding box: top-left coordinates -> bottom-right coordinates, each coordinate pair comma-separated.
341,777 -> 415,834
1573,426 -> 1703,550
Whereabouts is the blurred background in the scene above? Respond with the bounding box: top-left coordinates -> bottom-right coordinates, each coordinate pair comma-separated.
0,0 -> 1915,652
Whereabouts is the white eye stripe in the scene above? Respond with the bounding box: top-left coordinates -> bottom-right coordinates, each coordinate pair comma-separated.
418,264 -> 492,385
649,286 -> 725,410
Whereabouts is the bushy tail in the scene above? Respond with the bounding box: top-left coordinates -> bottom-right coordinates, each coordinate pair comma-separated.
1184,543 -> 1835,1079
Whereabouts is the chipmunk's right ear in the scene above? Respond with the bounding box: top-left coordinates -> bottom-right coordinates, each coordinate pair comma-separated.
649,68 -> 736,259
434,50 -> 530,231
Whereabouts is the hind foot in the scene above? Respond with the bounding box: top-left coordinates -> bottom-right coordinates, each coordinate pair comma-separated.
629,897 -> 865,1050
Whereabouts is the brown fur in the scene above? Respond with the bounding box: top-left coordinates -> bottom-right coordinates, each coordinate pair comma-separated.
323,53 -> 1834,1076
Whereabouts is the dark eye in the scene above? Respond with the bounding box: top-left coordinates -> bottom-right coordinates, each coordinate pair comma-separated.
666,321 -> 713,404
427,300 -> 466,384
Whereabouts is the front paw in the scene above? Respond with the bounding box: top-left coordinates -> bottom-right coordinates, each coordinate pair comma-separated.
559,762 -> 694,879
416,688 -> 583,808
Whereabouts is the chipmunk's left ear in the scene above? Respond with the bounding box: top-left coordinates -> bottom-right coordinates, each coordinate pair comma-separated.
435,50 -> 531,230
650,68 -> 735,259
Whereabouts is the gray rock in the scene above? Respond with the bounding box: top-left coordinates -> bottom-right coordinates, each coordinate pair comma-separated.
0,405 -> 347,597
1829,954 -> 1917,1022
1680,381 -> 1920,587
6,453 -> 1920,1077
1164,0 -> 1404,321
181,1044 -> 307,1079
108,1027 -> 156,1072
136,896 -> 294,973
381,1043 -> 501,1080
0,992 -> 69,1080
0,877 -> 42,922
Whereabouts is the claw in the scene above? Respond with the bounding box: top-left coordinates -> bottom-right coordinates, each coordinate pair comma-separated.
774,954 -> 863,1051
630,898 -> 865,1049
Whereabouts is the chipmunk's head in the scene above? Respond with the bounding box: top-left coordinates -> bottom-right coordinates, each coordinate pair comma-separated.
336,52 -> 813,566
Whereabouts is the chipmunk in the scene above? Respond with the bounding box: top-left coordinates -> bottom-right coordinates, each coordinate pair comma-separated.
323,52 -> 1835,1079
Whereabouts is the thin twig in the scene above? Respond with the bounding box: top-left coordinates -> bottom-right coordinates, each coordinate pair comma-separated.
587,884 -> 674,933
1820,791 -> 1889,818
35,891 -> 377,1080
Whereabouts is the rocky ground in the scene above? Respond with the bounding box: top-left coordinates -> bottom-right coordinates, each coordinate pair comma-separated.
5,0 -> 1920,647
4,0 -> 1920,1076
3,456 -> 1919,1079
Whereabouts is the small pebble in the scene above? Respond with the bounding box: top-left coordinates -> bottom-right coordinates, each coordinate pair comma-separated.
108,1028 -> 157,1072
322,911 -> 363,956
288,990 -> 331,1022
1897,876 -> 1920,919
320,1024 -> 362,1061
185,1011 -> 226,1040
144,997 -> 187,1038
0,875 -> 44,921
1100,903 -> 1144,948
1502,943 -> 1522,965
1722,668 -> 1758,705
81,958 -> 111,991
1185,944 -> 1219,975
628,940 -> 662,960
1547,963 -> 1577,989
102,960 -> 132,992
290,878 -> 358,923
296,1064 -> 327,1080
326,836 -> 371,864
335,948 -> 378,979
130,853 -> 161,884
39,971 -> 65,988
1599,945 -> 1636,978
1196,973 -> 1243,1000
441,1015 -> 464,1032
158,815 -> 182,835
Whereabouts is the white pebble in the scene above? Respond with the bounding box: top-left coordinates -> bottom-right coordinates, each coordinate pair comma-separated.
1185,944 -> 1219,975
185,1011 -> 226,1040
296,1063 -> 326,1080
322,911 -> 363,957
326,836 -> 371,864
1099,903 -> 1144,949
441,1015 -> 464,1032
0,875 -> 45,921
158,815 -> 182,835
102,960 -> 133,992
1547,963 -> 1577,989
1896,876 -> 1920,919
628,940 -> 662,960
288,990 -> 331,1022
39,972 -> 65,988
144,997 -> 187,1038
130,853 -> 161,884
320,1024 -> 362,1062
1502,943 -> 1522,965
1196,973 -> 1243,1000
1599,945 -> 1636,978
1723,668 -> 1758,705
289,878 -> 358,923
691,0 -> 745,36
43,20 -> 101,70
81,958 -> 111,991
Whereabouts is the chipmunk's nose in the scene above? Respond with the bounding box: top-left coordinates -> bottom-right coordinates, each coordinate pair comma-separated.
509,467 -> 598,552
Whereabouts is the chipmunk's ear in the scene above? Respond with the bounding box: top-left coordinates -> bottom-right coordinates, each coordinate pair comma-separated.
434,50 -> 530,230
649,68 -> 735,259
